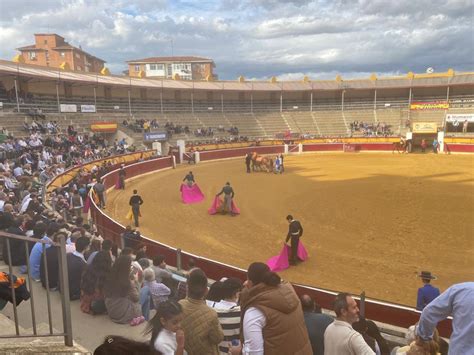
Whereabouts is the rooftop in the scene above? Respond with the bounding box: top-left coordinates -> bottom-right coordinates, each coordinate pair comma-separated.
127,56 -> 214,63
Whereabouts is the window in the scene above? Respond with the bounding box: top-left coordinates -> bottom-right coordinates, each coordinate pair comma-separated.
45,51 -> 49,60
60,52 -> 65,57
167,64 -> 172,74
28,52 -> 36,60
150,64 -> 157,70
156,64 -> 164,70
134,65 -> 140,72
75,52 -> 80,59
44,39 -> 48,44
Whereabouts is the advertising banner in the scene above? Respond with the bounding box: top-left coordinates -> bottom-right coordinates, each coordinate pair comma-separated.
445,113 -> 474,122
410,101 -> 449,110
60,104 -> 77,113
144,132 -> 168,141
81,104 -> 96,113
412,122 -> 438,133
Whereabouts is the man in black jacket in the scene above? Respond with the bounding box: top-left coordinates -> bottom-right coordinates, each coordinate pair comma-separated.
285,214 -> 303,265
66,236 -> 90,300
129,190 -> 144,227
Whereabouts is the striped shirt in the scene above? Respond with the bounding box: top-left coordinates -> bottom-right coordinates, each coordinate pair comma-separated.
209,300 -> 241,355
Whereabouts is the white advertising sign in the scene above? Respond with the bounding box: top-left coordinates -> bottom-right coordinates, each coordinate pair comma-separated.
445,113 -> 474,122
80,104 -> 96,113
60,104 -> 77,113
0,102 -> 3,109
113,106 -> 120,110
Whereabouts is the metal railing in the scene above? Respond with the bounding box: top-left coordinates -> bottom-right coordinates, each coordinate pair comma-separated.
0,231 -> 73,346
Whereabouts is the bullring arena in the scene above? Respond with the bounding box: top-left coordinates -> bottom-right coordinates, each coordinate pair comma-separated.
106,151 -> 474,307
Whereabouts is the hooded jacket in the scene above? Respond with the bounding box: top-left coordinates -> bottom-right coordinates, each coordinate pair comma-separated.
240,280 -> 312,355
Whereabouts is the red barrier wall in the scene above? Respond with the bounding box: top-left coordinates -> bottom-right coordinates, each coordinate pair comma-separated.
445,144 -> 474,153
81,146 -> 454,337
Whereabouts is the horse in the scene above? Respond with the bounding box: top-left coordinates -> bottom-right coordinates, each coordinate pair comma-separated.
392,140 -> 407,154
251,152 -> 273,172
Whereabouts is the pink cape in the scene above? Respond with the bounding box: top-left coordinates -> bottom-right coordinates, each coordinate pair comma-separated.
180,183 -> 205,204
208,196 -> 240,215
266,242 -> 308,272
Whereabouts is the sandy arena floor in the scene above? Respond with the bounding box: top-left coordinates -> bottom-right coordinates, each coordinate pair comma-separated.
106,153 -> 474,307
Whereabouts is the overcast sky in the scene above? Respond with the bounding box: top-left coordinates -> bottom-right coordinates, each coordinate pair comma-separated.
0,0 -> 473,80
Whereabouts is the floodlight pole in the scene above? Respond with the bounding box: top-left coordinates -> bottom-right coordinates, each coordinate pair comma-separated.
221,82 -> 224,113
14,63 -> 20,112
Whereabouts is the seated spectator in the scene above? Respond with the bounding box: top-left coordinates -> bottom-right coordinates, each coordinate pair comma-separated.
365,319 -> 390,355
179,268 -> 224,354
40,231 -> 67,291
299,294 -> 334,355
208,277 -> 243,355
121,225 -> 140,249
323,292 -> 375,355
352,318 -> 378,353
2,218 -> 27,267
176,258 -> 195,300
93,335 -> 152,355
146,300 -> 185,355
140,267 -> 171,321
134,244 -> 147,261
66,236 -> 90,300
80,250 -> 112,315
152,255 -> 173,284
29,223 -> 59,281
416,271 -> 440,311
240,262 -> 312,354
104,255 -> 144,325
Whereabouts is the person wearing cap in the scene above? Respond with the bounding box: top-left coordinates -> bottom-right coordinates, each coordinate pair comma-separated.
285,215 -> 303,266
216,182 -> 235,216
416,271 -> 440,311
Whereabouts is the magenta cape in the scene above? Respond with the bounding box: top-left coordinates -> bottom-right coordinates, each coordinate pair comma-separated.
266,242 -> 308,272
180,183 -> 205,204
208,196 -> 240,215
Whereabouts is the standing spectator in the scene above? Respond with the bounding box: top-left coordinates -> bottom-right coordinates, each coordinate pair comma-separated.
421,139 -> 427,153
416,282 -> 474,355
146,300 -> 185,355
462,119 -> 468,133
118,165 -> 126,189
239,262 -> 312,355
70,190 -> 84,218
104,255 -> 144,325
66,236 -> 90,300
93,179 -> 106,209
432,138 -> 439,153
179,268 -> 224,355
121,225 -> 140,249
416,271 -> 440,311
129,190 -> 143,227
80,250 -> 112,314
323,292 -> 375,355
299,294 -> 334,355
245,153 -> 252,174
209,277 -> 243,355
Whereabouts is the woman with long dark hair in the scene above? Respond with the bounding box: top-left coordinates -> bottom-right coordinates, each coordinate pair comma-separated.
80,250 -> 112,314
239,262 -> 312,355
103,255 -> 144,325
145,300 -> 185,354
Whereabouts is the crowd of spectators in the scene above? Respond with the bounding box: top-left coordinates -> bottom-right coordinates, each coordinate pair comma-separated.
0,114 -> 469,354
350,121 -> 392,137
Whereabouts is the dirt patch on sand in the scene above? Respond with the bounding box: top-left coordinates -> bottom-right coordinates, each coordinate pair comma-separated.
106,153 -> 474,307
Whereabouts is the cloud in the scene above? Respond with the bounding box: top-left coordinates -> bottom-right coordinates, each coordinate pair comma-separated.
0,0 -> 472,79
